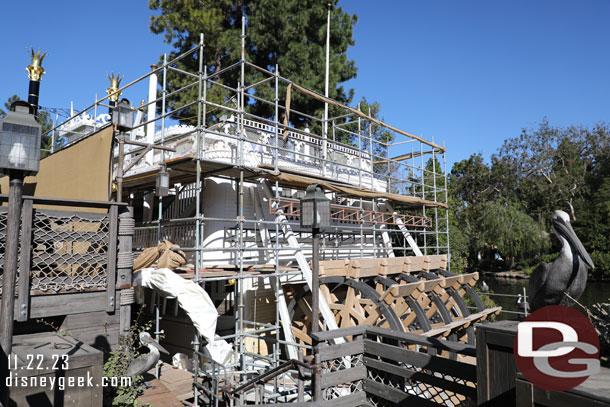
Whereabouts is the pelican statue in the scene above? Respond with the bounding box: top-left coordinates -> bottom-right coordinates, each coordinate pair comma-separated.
528,210 -> 594,311
126,332 -> 169,376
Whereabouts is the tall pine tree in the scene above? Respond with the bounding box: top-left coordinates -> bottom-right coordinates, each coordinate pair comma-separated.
149,0 -> 357,127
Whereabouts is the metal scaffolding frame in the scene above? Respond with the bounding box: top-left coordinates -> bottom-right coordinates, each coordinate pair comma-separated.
44,17 -> 451,406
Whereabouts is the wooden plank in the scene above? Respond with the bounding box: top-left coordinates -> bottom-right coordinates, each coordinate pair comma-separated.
26,291 -> 114,318
318,339 -> 364,362
364,357 -> 476,400
422,319 -> 472,338
476,322 -> 489,405
106,205 -> 118,312
118,206 -> 133,334
60,310 -> 120,350
405,256 -> 426,273
465,307 -> 501,322
34,208 -> 111,220
328,392 -> 368,407
531,384 -> 610,407
0,194 -> 128,209
442,275 -> 463,288
476,321 -> 518,406
461,272 -> 479,286
424,255 -> 447,271
17,199 -> 33,322
348,258 -> 381,279
381,282 -> 424,301
570,367 -> 610,403
420,279 -> 442,292
312,326 -> 477,357
312,326 -> 367,342
320,365 -> 366,388
319,259 -> 348,277
362,378 -> 438,406
384,257 -> 407,275
515,378 -> 534,407
364,340 -> 477,382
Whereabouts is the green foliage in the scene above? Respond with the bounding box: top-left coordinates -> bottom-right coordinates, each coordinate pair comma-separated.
103,307 -> 154,407
449,119 -> 610,278
149,0 -> 357,126
590,251 -> 610,279
477,200 -> 549,264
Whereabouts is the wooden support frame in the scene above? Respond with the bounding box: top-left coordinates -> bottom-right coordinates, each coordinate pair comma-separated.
105,205 -> 118,312
16,199 -> 33,322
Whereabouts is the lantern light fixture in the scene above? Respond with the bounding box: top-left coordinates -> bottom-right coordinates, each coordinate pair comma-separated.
300,184 -> 330,229
112,98 -> 133,132
156,163 -> 170,197
0,101 -> 42,175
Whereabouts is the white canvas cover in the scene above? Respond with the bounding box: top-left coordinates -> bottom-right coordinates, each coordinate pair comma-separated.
134,268 -> 233,365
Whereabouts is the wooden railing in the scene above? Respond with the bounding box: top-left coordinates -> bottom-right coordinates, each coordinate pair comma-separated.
0,195 -> 128,320
311,326 -> 477,407
228,326 -> 477,406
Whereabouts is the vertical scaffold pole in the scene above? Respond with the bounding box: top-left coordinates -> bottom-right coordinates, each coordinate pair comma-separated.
237,15 -> 246,400
193,32 -> 204,407
368,108 -> 373,190
273,63 -> 281,395
420,139 -> 426,255
443,144 -> 451,270
323,3 -> 331,177
432,136 -> 439,254
157,53 -> 168,244
357,105 -> 362,188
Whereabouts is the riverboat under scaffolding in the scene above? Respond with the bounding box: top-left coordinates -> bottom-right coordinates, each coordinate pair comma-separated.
36,21 -> 501,407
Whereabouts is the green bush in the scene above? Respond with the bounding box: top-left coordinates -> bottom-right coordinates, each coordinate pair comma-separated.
590,251 -> 610,279
103,306 -> 154,407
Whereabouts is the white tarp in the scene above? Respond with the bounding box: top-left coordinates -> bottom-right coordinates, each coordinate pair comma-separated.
133,268 -> 233,365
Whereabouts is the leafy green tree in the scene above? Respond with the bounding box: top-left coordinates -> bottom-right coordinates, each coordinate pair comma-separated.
498,119 -> 605,222
477,200 -> 549,268
449,121 -> 610,275
149,0 -> 357,127
1,94 -> 55,157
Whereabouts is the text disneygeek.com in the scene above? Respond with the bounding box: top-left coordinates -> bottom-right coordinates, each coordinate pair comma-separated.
6,372 -> 132,390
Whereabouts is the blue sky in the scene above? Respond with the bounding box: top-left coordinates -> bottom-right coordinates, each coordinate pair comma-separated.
1,1 -> 609,170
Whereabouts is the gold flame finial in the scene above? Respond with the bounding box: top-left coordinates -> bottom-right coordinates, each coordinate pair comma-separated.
106,72 -> 124,102
26,47 -> 47,81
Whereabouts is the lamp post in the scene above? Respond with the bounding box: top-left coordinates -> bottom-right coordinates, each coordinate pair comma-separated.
0,100 -> 42,406
0,50 -> 44,407
300,183 -> 330,401
112,98 -> 133,203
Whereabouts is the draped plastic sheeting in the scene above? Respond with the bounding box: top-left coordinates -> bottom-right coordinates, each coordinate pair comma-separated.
134,268 -> 233,365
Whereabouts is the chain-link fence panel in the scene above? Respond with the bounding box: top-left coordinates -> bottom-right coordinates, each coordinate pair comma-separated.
30,209 -> 111,294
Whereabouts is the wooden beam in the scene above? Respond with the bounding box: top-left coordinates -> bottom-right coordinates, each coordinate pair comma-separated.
16,199 -> 33,322
373,149 -> 441,165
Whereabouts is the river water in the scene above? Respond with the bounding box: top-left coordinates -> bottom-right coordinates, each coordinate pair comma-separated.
482,275 -> 610,319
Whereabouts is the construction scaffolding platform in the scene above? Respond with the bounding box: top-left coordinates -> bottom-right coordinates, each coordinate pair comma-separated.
37,17 -> 482,407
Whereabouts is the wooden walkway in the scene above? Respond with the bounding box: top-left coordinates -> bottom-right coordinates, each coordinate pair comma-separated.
138,363 -> 194,407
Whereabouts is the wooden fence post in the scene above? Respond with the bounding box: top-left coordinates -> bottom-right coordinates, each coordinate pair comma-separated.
117,206 -> 134,334
105,205 -> 118,312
